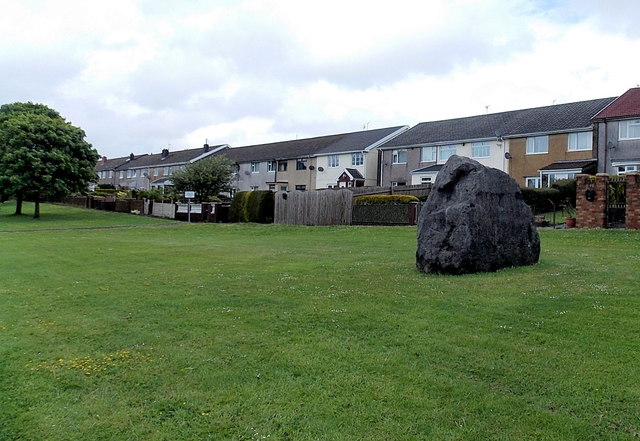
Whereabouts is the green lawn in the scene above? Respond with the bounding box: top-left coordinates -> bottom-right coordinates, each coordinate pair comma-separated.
1,203 -> 639,440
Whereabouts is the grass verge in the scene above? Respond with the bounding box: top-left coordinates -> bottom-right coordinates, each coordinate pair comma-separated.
1,203 -> 639,440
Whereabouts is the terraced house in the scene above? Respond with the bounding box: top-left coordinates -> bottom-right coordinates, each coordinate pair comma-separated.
219,126 -> 408,192
378,96 -> 616,188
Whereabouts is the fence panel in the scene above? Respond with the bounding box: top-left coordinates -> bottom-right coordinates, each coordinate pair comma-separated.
275,190 -> 352,225
152,202 -> 176,219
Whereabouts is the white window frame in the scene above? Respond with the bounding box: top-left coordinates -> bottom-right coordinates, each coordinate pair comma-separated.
351,152 -> 364,166
392,149 -> 407,164
328,155 -> 340,168
616,164 -> 640,175
420,176 -> 433,184
251,162 -> 260,173
619,119 -> 640,140
421,146 -> 437,162
267,161 -> 276,172
250,186 -> 259,191
526,136 -> 549,154
439,145 -> 457,162
296,158 -> 307,170
119,171 -> 125,179
164,166 -> 171,175
471,141 -> 490,158
525,177 -> 541,188
568,132 -> 592,151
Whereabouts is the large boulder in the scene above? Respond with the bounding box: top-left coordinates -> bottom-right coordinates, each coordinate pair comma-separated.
416,155 -> 540,275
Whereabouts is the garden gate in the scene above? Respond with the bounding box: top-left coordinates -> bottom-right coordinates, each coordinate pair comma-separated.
607,176 -> 626,228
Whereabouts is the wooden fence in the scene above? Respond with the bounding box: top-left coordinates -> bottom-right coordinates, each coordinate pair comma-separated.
274,190 -> 353,225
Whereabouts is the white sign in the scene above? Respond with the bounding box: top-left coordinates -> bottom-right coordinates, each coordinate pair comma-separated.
184,191 -> 195,199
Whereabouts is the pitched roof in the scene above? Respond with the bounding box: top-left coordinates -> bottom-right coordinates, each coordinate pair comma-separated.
343,168 -> 364,180
219,126 -> 408,163
412,164 -> 444,174
593,88 -> 640,120
123,145 -> 228,169
96,156 -> 134,172
538,159 -> 597,172
380,97 -> 616,148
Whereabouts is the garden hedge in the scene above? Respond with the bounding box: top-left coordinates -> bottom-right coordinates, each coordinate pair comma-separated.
354,194 -> 419,205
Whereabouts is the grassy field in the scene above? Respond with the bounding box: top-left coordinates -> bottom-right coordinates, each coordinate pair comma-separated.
1,202 -> 639,440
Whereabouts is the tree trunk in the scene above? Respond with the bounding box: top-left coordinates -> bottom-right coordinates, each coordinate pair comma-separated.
33,197 -> 40,219
14,194 -> 23,215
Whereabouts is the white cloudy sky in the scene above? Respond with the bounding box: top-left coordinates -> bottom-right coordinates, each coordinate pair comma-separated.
2,0 -> 639,158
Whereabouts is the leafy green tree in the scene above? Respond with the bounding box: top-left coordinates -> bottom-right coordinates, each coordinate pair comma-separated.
0,102 -> 99,217
170,155 -> 236,203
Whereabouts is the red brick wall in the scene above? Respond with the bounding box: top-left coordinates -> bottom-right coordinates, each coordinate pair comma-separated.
626,173 -> 640,229
576,174 -> 607,228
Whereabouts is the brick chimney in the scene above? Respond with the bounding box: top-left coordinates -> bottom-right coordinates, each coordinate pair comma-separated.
203,143 -> 210,152
161,148 -> 169,158
101,156 -> 107,164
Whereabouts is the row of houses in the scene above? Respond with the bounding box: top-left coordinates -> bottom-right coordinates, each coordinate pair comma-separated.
96,87 -> 640,192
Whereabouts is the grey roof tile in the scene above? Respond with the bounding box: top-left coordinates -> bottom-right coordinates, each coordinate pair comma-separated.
380,97 -> 616,148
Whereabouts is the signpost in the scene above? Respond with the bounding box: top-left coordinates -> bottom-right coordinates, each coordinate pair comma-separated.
185,191 -> 195,223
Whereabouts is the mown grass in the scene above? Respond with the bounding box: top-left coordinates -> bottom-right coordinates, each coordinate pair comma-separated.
1,203 -> 639,440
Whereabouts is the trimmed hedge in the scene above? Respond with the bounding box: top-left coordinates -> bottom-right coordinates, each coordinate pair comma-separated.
520,178 -> 577,214
247,191 -> 275,223
229,191 -> 251,222
230,190 -> 274,223
354,194 -> 419,205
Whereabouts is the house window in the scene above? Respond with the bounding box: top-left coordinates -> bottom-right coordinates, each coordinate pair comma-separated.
525,177 -> 541,188
296,158 -> 307,170
164,166 -> 171,175
267,161 -> 276,172
421,146 -> 436,162
439,145 -> 457,162
268,184 -> 276,191
526,136 -> 549,154
295,185 -> 306,191
328,155 -> 340,168
126,170 -> 133,178
472,141 -> 490,158
392,149 -> 407,164
351,152 -> 364,166
617,164 -> 640,175
277,161 -> 287,172
250,186 -> 259,191
542,172 -> 575,187
421,177 -> 433,183
153,168 -> 159,176
391,181 -> 406,186
119,171 -> 125,179
251,162 -> 260,173
568,132 -> 592,151
280,185 -> 288,191
108,171 -> 113,178
619,119 -> 640,140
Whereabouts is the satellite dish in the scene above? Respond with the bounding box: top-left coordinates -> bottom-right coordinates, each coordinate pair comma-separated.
504,152 -> 512,159
318,167 -> 324,172
309,165 -> 315,170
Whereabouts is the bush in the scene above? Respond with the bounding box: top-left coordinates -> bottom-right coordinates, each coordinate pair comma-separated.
247,191 -> 275,223
552,179 -> 577,208
230,191 -> 275,223
137,189 -> 164,201
229,191 -> 251,222
520,187 -> 561,214
354,195 -> 419,205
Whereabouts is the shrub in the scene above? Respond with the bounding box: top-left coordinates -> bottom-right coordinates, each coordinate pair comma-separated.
354,194 -> 419,205
247,191 -> 275,223
552,179 -> 577,208
229,191 -> 251,222
520,187 -> 561,214
138,189 -> 164,201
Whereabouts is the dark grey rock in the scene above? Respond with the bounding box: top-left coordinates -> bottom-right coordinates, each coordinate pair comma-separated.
416,155 -> 540,275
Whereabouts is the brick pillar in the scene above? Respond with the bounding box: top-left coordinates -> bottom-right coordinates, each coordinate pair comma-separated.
576,173 -> 608,228
626,173 -> 640,229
